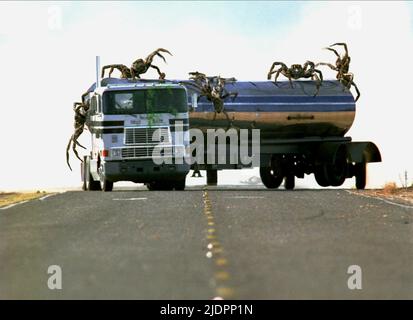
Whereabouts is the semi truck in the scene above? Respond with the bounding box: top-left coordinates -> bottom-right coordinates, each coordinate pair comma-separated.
81,78 -> 190,191
80,75 -> 381,191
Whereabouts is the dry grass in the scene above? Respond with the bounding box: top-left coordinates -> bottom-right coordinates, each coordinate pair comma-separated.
0,192 -> 48,208
357,183 -> 413,205
382,182 -> 398,195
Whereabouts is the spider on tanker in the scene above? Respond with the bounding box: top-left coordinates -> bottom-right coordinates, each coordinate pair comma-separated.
267,61 -> 323,96
183,72 -> 238,127
316,42 -> 360,102
101,48 -> 172,80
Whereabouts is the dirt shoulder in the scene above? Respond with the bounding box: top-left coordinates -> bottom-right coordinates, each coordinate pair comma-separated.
0,192 -> 49,208
356,187 -> 413,206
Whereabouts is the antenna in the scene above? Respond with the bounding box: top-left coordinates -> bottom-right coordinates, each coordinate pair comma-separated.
96,56 -> 101,89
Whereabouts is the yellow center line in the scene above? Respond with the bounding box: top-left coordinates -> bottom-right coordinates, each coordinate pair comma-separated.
202,187 -> 235,299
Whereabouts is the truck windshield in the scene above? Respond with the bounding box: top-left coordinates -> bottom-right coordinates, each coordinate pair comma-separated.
102,88 -> 187,115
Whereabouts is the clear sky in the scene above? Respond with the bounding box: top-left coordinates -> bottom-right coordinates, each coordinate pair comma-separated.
0,1 -> 412,190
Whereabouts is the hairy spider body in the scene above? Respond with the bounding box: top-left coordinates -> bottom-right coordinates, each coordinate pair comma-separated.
316,43 -> 360,101
267,61 -> 323,96
183,73 -> 238,127
131,48 -> 172,80
101,64 -> 132,79
66,96 -> 89,171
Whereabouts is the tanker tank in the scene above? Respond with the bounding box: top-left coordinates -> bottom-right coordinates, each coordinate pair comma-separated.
185,80 -> 356,139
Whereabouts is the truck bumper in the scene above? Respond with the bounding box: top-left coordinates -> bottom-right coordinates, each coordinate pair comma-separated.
101,160 -> 190,183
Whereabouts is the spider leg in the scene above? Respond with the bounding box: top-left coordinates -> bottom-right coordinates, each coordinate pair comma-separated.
223,110 -> 232,130
311,73 -> 322,97
149,64 -> 165,79
303,61 -> 315,71
324,47 -> 340,59
288,75 -> 294,88
230,92 -> 238,102
72,136 -> 83,162
315,62 -> 338,71
146,48 -> 172,64
314,69 -> 323,82
330,43 -> 348,56
66,136 -> 73,171
75,140 -> 86,149
267,62 -> 286,80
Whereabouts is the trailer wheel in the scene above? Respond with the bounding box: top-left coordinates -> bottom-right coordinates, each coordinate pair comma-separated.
146,181 -> 173,191
206,169 -> 218,186
315,146 -> 348,187
100,178 -> 113,192
355,163 -> 366,190
314,166 -> 330,187
174,177 -> 186,191
284,175 -> 295,190
259,167 -> 283,189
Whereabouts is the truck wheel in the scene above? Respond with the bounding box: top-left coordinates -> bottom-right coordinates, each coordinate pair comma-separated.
355,163 -> 366,190
326,164 -> 347,187
81,158 -> 87,191
174,177 -> 186,191
147,181 -> 173,191
206,169 -> 218,186
86,159 -> 101,191
100,178 -> 113,192
260,167 -> 283,189
314,166 -> 330,187
284,175 -> 295,190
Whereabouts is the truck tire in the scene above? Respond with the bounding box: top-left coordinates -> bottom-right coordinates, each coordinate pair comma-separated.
260,167 -> 283,189
100,178 -> 113,192
147,181 -> 173,191
314,166 -> 330,187
206,169 -> 218,186
81,158 -> 87,191
284,175 -> 295,190
86,159 -> 101,191
174,177 -> 186,191
355,163 -> 366,190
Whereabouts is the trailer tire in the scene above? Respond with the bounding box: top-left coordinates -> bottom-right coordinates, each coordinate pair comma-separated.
259,167 -> 283,189
147,181 -> 174,191
355,163 -> 366,190
314,166 -> 330,187
284,175 -> 295,190
206,169 -> 218,186
174,177 -> 186,191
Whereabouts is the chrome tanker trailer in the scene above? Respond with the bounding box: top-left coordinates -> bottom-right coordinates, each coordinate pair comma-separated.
185,79 -> 381,190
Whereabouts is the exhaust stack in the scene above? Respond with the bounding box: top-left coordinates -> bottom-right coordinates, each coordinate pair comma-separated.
96,56 -> 101,89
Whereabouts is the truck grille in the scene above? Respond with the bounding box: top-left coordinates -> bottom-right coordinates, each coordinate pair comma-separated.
124,127 -> 170,145
120,146 -> 173,159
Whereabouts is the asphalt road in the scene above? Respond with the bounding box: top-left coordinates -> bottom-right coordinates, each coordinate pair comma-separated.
0,187 -> 412,299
